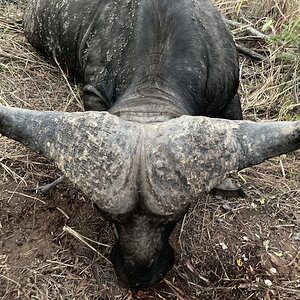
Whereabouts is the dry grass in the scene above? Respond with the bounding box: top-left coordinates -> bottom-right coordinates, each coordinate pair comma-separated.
214,0 -> 300,120
0,1 -> 299,299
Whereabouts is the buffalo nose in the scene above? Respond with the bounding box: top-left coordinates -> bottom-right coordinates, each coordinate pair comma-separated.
111,243 -> 174,289
120,262 -> 168,289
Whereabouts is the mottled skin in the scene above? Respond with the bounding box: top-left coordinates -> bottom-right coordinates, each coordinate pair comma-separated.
24,0 -> 242,120
23,0 -> 243,288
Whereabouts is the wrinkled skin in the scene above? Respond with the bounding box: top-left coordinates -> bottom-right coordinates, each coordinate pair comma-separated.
109,213 -> 178,288
23,0 -> 243,288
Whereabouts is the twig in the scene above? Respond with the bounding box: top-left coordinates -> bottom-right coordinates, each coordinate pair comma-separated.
179,213 -> 187,251
164,279 -> 186,300
279,158 -> 286,178
63,226 -> 112,264
0,49 -> 39,64
38,175 -> 66,193
53,55 -> 83,110
7,191 -> 46,205
293,70 -> 299,103
56,207 -> 70,220
220,17 -> 268,61
272,285 -> 300,294
236,43 -> 267,61
223,17 -> 269,40
0,161 -> 27,185
0,274 -> 20,287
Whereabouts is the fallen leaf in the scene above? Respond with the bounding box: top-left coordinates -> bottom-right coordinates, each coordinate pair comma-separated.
236,258 -> 243,267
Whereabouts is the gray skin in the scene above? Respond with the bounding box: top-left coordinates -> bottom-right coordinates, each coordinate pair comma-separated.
0,0 -> 298,289
23,0 -> 242,120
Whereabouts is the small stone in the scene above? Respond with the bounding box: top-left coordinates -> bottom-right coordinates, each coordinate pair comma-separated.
294,233 -> 300,241
219,242 -> 228,250
242,254 -> 248,261
222,203 -> 232,211
269,267 -> 277,274
263,240 -> 270,251
264,279 -> 272,286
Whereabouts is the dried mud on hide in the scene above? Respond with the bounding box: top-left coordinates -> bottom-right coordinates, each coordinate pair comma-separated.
0,1 -> 299,300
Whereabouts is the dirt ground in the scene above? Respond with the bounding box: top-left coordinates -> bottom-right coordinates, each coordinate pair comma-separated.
0,1 -> 299,299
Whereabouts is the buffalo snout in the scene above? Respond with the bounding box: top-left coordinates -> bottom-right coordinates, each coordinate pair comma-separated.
110,216 -> 176,289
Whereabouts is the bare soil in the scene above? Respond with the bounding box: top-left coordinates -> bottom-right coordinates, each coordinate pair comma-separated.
0,1 -> 299,299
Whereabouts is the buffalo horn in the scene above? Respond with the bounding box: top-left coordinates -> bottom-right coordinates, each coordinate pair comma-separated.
0,106 -> 140,214
141,116 -> 299,215
1,106 -> 299,216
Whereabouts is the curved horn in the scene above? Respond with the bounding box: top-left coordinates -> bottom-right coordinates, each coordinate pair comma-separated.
234,120 -> 300,169
2,106 -> 299,216
142,116 -> 300,215
0,106 -> 140,214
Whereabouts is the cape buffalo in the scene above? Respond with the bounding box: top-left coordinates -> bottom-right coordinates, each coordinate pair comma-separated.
0,0 -> 299,289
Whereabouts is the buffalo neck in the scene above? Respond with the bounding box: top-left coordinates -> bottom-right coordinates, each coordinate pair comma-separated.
109,86 -> 191,123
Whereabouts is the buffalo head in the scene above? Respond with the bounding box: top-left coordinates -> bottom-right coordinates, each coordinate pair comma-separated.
0,106 -> 299,287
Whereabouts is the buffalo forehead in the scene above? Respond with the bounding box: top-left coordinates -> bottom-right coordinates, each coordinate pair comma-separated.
48,114 -> 241,217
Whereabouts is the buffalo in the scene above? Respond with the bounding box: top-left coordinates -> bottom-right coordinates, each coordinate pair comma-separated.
0,0 -> 299,289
